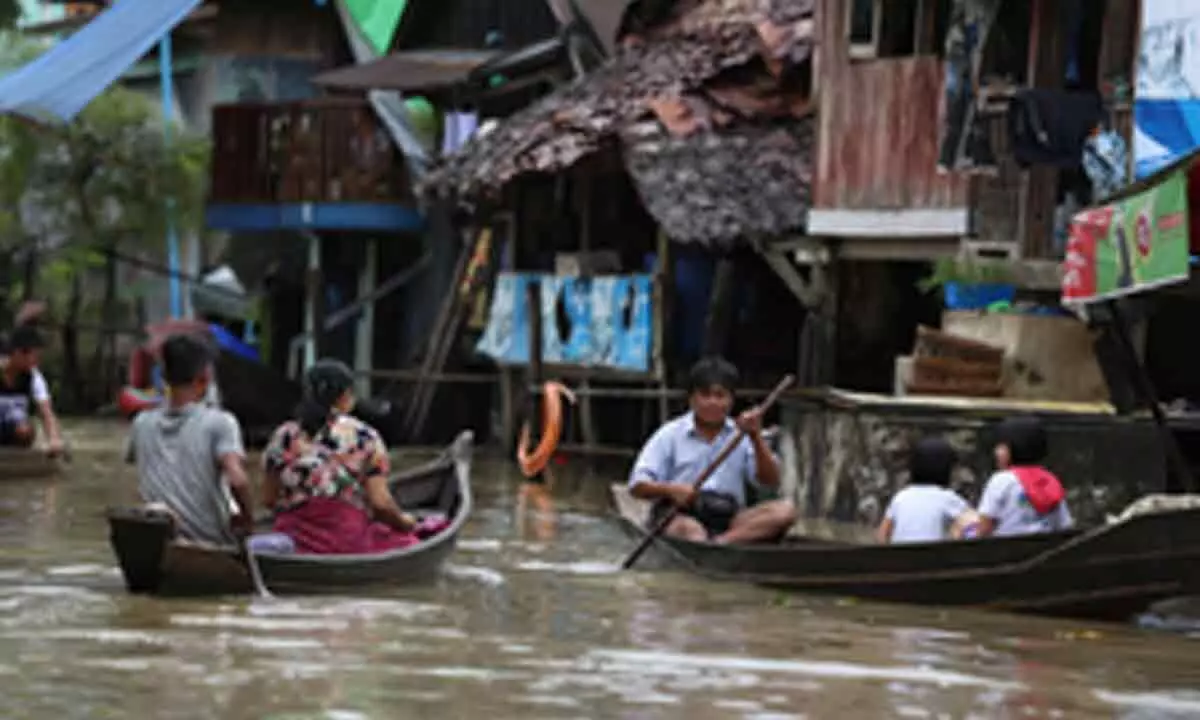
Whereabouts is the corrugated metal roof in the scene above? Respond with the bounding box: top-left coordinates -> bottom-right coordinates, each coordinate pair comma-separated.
0,0 -> 202,123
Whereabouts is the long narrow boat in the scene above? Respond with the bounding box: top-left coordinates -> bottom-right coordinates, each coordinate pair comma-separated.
0,447 -> 61,482
107,432 -> 474,596
610,485 -> 1200,622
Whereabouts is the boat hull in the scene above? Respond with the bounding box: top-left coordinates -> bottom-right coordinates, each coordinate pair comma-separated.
0,447 -> 61,481
108,432 -> 474,596
610,485 -> 1200,622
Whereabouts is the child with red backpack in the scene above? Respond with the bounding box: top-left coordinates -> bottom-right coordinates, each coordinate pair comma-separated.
977,416 -> 1074,537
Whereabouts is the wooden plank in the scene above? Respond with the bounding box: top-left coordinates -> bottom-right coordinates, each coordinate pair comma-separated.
402,229 -> 477,440
761,248 -> 822,308
814,56 -> 968,212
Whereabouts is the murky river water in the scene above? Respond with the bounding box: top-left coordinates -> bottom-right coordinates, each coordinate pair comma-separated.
1,421 -> 1199,719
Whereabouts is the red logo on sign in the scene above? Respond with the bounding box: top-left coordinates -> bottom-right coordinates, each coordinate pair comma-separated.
1136,211 -> 1152,257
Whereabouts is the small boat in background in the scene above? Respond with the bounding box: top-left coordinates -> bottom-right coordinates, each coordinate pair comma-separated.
610,485 -> 1200,622
106,431 -> 474,597
0,447 -> 60,481
116,319 -> 299,446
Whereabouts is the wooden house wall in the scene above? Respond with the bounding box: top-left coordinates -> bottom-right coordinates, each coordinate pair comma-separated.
393,0 -> 559,51
813,0 -> 968,211
209,0 -> 342,60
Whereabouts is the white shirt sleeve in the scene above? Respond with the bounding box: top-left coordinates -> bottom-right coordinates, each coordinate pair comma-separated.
977,472 -> 1010,521
943,490 -> 971,523
1053,501 -> 1075,530
883,491 -> 901,522
29,369 -> 50,404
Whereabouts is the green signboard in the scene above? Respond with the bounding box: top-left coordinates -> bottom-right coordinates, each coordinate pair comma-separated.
1062,168 -> 1191,304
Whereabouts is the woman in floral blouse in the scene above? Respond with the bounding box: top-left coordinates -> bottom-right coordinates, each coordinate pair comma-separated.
262,359 -> 419,554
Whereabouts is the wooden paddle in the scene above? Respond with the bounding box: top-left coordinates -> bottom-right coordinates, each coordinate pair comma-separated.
621,374 -> 796,570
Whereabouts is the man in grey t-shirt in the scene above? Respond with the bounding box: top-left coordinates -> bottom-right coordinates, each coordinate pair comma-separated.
124,333 -> 254,546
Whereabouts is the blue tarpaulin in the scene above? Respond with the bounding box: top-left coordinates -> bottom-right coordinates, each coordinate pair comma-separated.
0,0 -> 202,123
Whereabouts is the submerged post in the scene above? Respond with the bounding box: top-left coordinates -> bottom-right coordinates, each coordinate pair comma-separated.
159,32 -> 181,318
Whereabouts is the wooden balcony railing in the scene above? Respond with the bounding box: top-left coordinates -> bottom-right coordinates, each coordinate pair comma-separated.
209,99 -> 411,205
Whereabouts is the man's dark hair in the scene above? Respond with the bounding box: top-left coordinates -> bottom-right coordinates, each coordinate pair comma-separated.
9,325 -> 43,352
996,416 -> 1049,466
687,356 -> 739,396
909,437 -> 957,488
160,333 -> 215,388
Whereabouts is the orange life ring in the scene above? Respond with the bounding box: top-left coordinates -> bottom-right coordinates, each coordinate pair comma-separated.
516,381 -> 576,478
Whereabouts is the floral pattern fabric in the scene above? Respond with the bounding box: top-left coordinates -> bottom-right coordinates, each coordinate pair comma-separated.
263,415 -> 391,513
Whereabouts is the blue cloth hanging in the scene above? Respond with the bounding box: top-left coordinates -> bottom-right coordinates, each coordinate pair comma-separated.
0,0 -> 202,123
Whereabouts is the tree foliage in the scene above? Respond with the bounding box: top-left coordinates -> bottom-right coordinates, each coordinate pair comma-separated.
0,31 -> 213,409
0,31 -> 211,275
0,0 -> 18,30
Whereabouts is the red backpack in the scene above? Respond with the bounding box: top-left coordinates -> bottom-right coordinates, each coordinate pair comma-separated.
1011,466 -> 1065,514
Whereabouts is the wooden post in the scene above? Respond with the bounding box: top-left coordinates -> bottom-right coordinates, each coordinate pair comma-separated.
653,230 -> 671,424
355,237 -> 377,399
1108,301 -> 1195,494
498,213 -> 518,450
577,176 -> 598,451
702,257 -> 736,357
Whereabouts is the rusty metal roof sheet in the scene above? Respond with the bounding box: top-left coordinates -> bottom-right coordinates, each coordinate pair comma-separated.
623,117 -> 812,248
421,0 -> 816,246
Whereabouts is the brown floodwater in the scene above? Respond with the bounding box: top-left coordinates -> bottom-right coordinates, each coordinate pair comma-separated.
0,420 -> 1199,719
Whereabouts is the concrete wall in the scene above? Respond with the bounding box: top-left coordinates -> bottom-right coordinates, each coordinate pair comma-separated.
783,393 -> 1166,528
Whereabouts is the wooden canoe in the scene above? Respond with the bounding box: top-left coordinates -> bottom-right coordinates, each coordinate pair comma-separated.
0,447 -> 61,481
610,485 -> 1200,622
107,431 -> 474,596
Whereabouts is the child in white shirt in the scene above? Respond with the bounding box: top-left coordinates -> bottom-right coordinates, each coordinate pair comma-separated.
878,437 -> 971,544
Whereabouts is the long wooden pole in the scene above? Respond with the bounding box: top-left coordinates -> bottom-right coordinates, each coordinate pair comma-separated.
1107,301 -> 1195,493
621,374 -> 796,570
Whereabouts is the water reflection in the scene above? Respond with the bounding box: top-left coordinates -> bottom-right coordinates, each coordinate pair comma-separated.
515,474 -> 558,542
0,420 -> 1195,717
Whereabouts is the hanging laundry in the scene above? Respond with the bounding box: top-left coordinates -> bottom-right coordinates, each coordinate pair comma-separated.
936,0 -> 1003,174
1008,89 -> 1106,167
1082,129 -> 1129,202
441,111 -> 480,155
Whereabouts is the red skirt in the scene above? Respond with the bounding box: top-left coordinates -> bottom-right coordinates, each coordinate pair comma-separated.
273,497 -> 420,555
